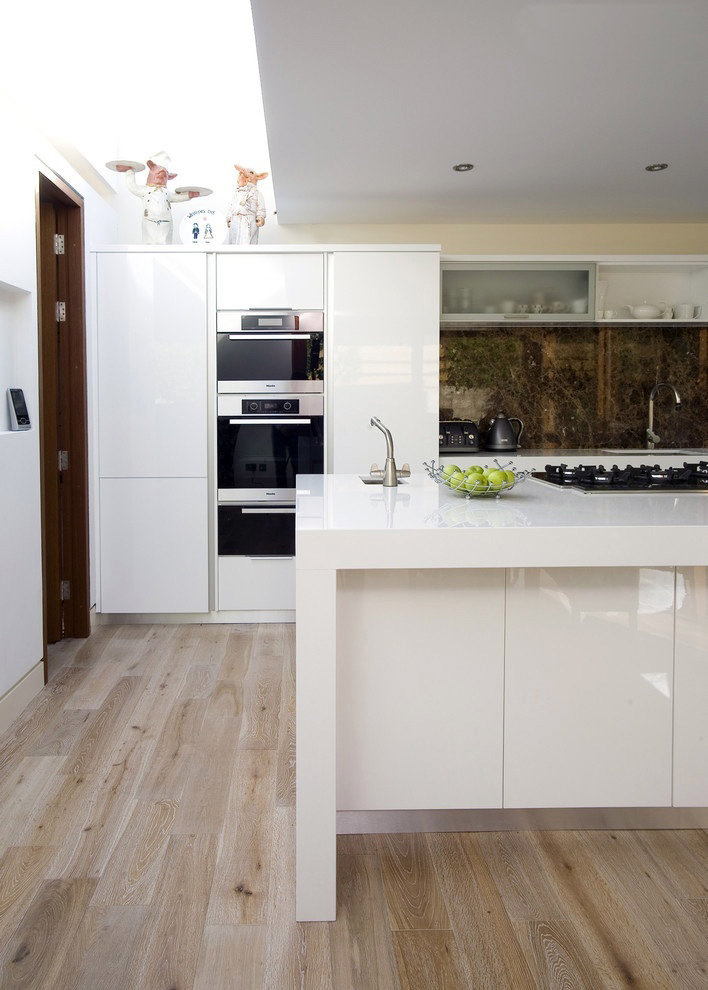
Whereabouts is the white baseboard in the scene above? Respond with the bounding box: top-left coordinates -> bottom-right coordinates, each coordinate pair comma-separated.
93,610 -> 295,626
0,662 -> 45,736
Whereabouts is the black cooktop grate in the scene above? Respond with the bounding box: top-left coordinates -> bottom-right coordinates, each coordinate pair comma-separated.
538,461 -> 708,493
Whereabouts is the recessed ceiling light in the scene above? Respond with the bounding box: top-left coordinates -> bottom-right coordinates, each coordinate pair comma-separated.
645,163 -> 669,172
452,163 -> 474,172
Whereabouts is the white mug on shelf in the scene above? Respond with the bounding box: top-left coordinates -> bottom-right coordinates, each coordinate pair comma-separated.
674,302 -> 701,320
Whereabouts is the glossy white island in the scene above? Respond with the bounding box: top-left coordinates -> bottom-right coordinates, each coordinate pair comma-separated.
295,474 -> 708,921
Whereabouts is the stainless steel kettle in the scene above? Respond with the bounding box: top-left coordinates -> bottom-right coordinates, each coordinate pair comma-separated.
485,413 -> 524,452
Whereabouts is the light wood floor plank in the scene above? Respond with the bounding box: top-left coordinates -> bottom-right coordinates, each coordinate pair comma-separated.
374,832 -> 450,931
518,918 -> 604,990
0,756 -> 64,848
127,832 -> 217,990
193,924 -> 265,990
393,929 -> 468,990
263,805 -> 334,990
52,903 -> 149,990
329,852 -> 402,990
534,830 -> 676,989
0,845 -> 58,948
134,697 -> 208,802
0,877 -> 97,988
580,829 -> 708,988
172,714 -> 239,835
71,625 -> 119,665
238,649 -> 283,751
59,676 -> 144,776
26,709 -> 93,758
49,729 -> 153,879
178,663 -> 218,701
428,831 -> 538,989
275,625 -> 296,808
190,623 -> 233,667
206,748 -> 276,925
475,828 -> 568,922
90,799 -> 177,906
17,768 -> 99,850
0,665 -> 91,777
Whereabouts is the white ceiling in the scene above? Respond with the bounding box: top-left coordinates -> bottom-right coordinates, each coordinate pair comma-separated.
251,0 -> 708,225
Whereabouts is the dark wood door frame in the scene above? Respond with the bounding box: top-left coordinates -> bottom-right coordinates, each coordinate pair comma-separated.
36,167 -> 91,670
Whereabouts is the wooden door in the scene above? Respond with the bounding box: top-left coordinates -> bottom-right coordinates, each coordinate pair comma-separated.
37,173 -> 90,647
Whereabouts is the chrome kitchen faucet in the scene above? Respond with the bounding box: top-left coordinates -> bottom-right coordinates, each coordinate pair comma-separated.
646,382 -> 681,449
370,417 -> 399,486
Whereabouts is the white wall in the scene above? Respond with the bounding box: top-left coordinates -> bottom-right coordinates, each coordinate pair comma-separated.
0,95 -> 118,729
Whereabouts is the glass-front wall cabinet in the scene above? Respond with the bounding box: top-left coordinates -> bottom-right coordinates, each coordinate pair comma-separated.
441,262 -> 596,322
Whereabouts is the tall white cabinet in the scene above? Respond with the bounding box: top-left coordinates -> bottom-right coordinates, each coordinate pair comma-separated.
329,250 -> 440,474
96,252 -> 209,613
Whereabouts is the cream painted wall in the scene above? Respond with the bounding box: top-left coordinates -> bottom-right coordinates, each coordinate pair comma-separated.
263,222 -> 708,255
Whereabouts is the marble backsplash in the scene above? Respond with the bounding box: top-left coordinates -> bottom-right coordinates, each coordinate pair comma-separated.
440,323 -> 708,450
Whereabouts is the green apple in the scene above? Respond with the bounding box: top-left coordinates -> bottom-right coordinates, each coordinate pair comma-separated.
449,470 -> 467,489
442,463 -> 461,477
504,469 -> 516,484
465,473 -> 488,492
486,469 -> 507,491
466,464 -> 484,475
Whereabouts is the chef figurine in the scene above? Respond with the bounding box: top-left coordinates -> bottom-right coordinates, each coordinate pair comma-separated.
226,164 -> 268,244
114,155 -> 203,245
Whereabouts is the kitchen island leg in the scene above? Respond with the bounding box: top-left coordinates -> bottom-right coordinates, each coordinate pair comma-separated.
295,567 -> 337,921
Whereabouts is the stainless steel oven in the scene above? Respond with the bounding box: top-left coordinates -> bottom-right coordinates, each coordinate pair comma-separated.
217,393 -> 325,501
217,310 -> 324,393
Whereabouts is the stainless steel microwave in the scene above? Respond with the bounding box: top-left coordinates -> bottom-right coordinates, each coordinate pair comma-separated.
217,310 -> 324,393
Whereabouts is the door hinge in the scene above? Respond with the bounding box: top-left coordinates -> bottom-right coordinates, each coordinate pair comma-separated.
58,450 -> 69,471
54,233 -> 65,255
60,580 -> 71,601
56,301 -> 66,322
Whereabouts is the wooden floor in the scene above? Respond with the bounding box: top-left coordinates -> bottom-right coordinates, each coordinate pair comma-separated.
0,623 -> 706,989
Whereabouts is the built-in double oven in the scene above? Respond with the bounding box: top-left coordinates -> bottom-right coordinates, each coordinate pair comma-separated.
216,310 -> 325,609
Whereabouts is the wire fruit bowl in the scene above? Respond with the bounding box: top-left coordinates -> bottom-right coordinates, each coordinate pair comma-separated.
423,459 -> 531,498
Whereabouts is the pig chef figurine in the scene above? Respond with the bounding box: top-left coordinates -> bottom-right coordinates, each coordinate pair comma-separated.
114,157 -> 203,245
226,164 -> 268,245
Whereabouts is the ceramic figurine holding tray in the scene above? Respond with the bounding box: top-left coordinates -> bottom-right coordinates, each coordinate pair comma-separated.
106,155 -> 212,245
226,164 -> 268,244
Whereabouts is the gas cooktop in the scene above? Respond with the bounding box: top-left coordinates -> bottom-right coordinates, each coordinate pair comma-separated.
534,462 -> 708,494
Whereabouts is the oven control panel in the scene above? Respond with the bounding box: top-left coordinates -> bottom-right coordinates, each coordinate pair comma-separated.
242,398 -> 300,414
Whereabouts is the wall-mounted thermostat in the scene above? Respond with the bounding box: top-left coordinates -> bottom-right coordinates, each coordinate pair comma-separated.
8,388 -> 31,430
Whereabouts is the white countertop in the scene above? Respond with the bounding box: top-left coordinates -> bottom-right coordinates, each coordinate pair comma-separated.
295,473 -> 708,570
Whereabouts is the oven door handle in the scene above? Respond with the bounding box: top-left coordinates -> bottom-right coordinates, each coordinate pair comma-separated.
241,508 -> 296,514
228,333 -> 311,341
229,418 -> 311,425
247,555 -> 295,560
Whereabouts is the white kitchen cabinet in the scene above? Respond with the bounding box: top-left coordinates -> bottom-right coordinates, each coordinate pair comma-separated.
97,253 -> 207,478
98,478 -> 208,613
336,568 -> 505,811
216,253 -> 324,310
441,261 -> 596,322
673,566 -> 708,806
504,566 -> 674,808
95,251 -> 208,614
330,250 -> 440,474
218,556 -> 295,611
